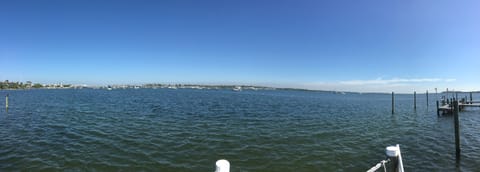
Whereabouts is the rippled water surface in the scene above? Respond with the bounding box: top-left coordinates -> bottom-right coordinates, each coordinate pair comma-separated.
1,89 -> 480,171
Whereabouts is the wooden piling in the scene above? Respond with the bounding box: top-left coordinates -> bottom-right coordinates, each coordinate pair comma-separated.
447,88 -> 449,99
470,92 -> 473,104
453,100 -> 460,160
392,92 -> 395,114
414,91 -> 416,110
436,100 -> 440,116
426,90 -> 429,106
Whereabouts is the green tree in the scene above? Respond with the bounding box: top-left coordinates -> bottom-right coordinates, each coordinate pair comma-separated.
33,83 -> 43,88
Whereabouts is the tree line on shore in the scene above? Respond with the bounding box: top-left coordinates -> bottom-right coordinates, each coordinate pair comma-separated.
0,80 -> 50,89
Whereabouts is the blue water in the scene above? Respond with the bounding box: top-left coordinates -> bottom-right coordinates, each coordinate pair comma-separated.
0,89 -> 479,171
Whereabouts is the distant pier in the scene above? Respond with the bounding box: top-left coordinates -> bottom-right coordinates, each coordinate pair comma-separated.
436,93 -> 480,115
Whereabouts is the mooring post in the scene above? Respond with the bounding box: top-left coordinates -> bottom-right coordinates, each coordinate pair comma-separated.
386,145 -> 404,172
414,91 -> 416,110
426,90 -> 429,107
436,100 -> 440,116
455,92 -> 458,101
453,100 -> 460,160
215,159 -> 230,172
5,93 -> 8,112
470,92 -> 473,104
447,88 -> 449,100
392,92 -> 395,114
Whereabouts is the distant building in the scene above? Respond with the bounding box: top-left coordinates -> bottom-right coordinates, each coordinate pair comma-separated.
26,81 -> 32,88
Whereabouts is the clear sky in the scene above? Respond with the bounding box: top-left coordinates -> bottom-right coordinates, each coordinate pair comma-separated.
1,0 -> 479,92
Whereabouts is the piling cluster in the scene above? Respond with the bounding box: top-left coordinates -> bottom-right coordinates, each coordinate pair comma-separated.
391,90 -> 477,162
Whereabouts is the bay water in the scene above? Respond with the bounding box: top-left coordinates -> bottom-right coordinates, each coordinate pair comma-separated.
1,89 -> 479,171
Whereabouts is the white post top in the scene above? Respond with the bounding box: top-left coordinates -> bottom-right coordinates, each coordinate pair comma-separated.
386,145 -> 399,158
385,144 -> 404,172
215,159 -> 230,172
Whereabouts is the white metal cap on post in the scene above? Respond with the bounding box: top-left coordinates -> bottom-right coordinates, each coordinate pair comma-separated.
386,145 -> 399,158
385,144 -> 404,172
215,159 -> 230,172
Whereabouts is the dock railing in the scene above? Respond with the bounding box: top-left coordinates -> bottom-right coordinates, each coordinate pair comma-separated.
213,144 -> 404,172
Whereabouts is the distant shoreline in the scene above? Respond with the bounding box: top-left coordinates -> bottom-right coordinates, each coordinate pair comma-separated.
1,80 -> 478,94
1,84 -> 478,95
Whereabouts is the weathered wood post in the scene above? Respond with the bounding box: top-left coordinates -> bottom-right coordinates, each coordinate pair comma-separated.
470,92 -> 473,104
447,88 -> 449,100
436,100 -> 440,116
414,91 -> 417,110
453,100 -> 460,160
455,92 -> 458,101
426,90 -> 429,107
392,92 -> 395,114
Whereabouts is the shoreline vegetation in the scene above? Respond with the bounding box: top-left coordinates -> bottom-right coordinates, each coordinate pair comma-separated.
1,80 -> 478,94
0,80 -> 349,93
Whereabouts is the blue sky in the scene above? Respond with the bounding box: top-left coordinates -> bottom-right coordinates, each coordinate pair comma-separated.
1,0 -> 479,92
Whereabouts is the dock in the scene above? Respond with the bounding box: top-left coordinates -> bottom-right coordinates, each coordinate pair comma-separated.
432,91 -> 480,163
437,98 -> 480,115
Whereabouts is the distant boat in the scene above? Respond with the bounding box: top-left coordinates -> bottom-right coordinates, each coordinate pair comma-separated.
233,86 -> 242,91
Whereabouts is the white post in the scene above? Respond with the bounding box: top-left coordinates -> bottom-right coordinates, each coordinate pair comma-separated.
396,144 -> 404,172
5,94 -> 8,112
215,159 -> 230,172
386,144 -> 404,172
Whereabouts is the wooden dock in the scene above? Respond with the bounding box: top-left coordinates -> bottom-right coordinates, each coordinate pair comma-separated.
437,99 -> 480,115
433,91 -> 478,161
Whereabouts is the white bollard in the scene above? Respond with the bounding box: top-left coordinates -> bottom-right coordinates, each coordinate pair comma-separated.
386,145 -> 399,158
215,159 -> 230,172
385,144 -> 404,172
